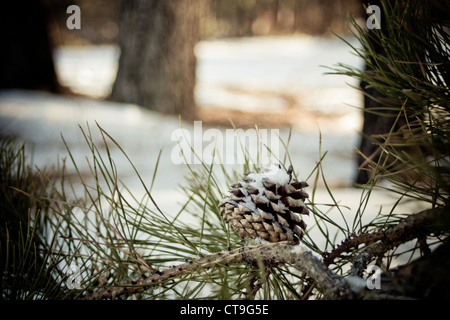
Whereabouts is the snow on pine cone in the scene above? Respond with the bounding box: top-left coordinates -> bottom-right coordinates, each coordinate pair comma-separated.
219,164 -> 309,245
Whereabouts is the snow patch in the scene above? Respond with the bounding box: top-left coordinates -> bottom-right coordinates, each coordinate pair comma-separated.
238,164 -> 290,214
247,163 -> 291,188
251,237 -> 270,245
346,276 -> 367,290
242,193 -> 258,213
290,244 -> 307,255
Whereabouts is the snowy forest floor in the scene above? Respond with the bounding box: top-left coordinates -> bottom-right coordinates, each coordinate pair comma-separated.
0,35 -> 429,265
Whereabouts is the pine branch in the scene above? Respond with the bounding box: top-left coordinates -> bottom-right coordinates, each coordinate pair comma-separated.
80,242 -> 358,300
322,207 -> 447,272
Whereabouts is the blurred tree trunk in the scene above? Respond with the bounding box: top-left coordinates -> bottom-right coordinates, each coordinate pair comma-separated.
355,0 -> 392,185
111,0 -> 205,120
0,1 -> 59,92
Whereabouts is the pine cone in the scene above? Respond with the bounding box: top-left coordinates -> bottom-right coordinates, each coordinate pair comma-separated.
219,164 -> 309,245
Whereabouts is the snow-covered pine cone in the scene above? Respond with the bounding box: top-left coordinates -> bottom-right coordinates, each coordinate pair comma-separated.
219,164 -> 309,245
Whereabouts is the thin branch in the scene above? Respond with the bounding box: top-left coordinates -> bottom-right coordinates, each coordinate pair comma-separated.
245,262 -> 271,300
80,242 -> 358,300
323,232 -> 383,267
322,207 -> 446,272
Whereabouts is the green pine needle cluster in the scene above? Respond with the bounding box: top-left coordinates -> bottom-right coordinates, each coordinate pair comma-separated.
328,0 -> 450,208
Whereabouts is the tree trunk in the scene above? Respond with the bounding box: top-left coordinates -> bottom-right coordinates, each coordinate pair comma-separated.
355,0 -> 392,185
0,1 -> 59,92
110,0 -> 204,120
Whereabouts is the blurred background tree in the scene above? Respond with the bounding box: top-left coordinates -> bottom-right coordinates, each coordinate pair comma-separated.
0,1 -> 59,93
110,0 -> 206,120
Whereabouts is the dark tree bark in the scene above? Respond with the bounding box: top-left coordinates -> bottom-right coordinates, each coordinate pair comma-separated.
0,1 -> 59,92
110,0 -> 205,120
355,0 -> 436,185
355,0 -> 394,185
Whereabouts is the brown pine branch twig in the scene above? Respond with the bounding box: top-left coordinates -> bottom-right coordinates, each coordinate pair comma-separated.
80,242 -> 358,300
322,207 -> 447,272
245,262 -> 272,300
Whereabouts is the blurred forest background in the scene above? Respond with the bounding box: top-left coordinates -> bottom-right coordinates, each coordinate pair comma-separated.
48,0 -> 362,44
1,0 -> 373,193
1,0 -> 364,120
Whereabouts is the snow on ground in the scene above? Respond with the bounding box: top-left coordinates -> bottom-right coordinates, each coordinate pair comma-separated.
0,36 -> 428,264
195,36 -> 362,115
